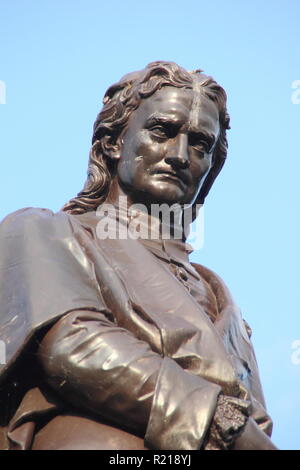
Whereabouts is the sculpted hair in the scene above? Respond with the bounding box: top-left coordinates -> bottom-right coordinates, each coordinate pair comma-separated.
62,61 -> 230,216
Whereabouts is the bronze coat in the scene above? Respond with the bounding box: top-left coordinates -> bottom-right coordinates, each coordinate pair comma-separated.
0,208 -> 272,449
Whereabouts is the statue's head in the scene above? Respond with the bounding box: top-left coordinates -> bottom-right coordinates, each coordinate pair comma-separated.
63,61 -> 230,218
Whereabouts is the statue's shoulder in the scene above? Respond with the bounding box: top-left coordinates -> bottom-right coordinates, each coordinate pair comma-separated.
1,206 -> 68,225
0,207 -> 73,239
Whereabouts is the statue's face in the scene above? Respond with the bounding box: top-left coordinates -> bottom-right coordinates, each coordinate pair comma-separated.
116,85 -> 220,207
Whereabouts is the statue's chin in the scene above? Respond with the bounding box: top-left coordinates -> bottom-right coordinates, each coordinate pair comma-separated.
129,182 -> 190,208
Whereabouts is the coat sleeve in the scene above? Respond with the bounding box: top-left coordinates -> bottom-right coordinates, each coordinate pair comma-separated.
38,308 -> 221,450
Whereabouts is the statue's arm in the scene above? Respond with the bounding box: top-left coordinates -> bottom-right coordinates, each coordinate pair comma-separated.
37,309 -> 221,450
38,314 -> 277,451
38,309 -> 159,433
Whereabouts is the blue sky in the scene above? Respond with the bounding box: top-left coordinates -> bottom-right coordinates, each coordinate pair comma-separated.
0,0 -> 299,449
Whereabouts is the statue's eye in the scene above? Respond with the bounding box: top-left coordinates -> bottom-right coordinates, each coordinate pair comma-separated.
149,126 -> 168,138
189,135 -> 210,154
192,143 -> 207,154
148,123 -> 177,140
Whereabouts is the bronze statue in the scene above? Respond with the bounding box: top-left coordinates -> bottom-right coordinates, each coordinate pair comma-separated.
0,61 -> 277,450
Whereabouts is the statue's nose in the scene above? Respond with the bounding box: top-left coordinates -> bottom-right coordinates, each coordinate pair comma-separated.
165,134 -> 189,170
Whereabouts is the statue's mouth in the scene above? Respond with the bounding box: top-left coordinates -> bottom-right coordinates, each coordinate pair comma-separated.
153,170 -> 188,187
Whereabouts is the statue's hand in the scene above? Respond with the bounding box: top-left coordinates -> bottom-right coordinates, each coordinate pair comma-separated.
204,394 -> 251,450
